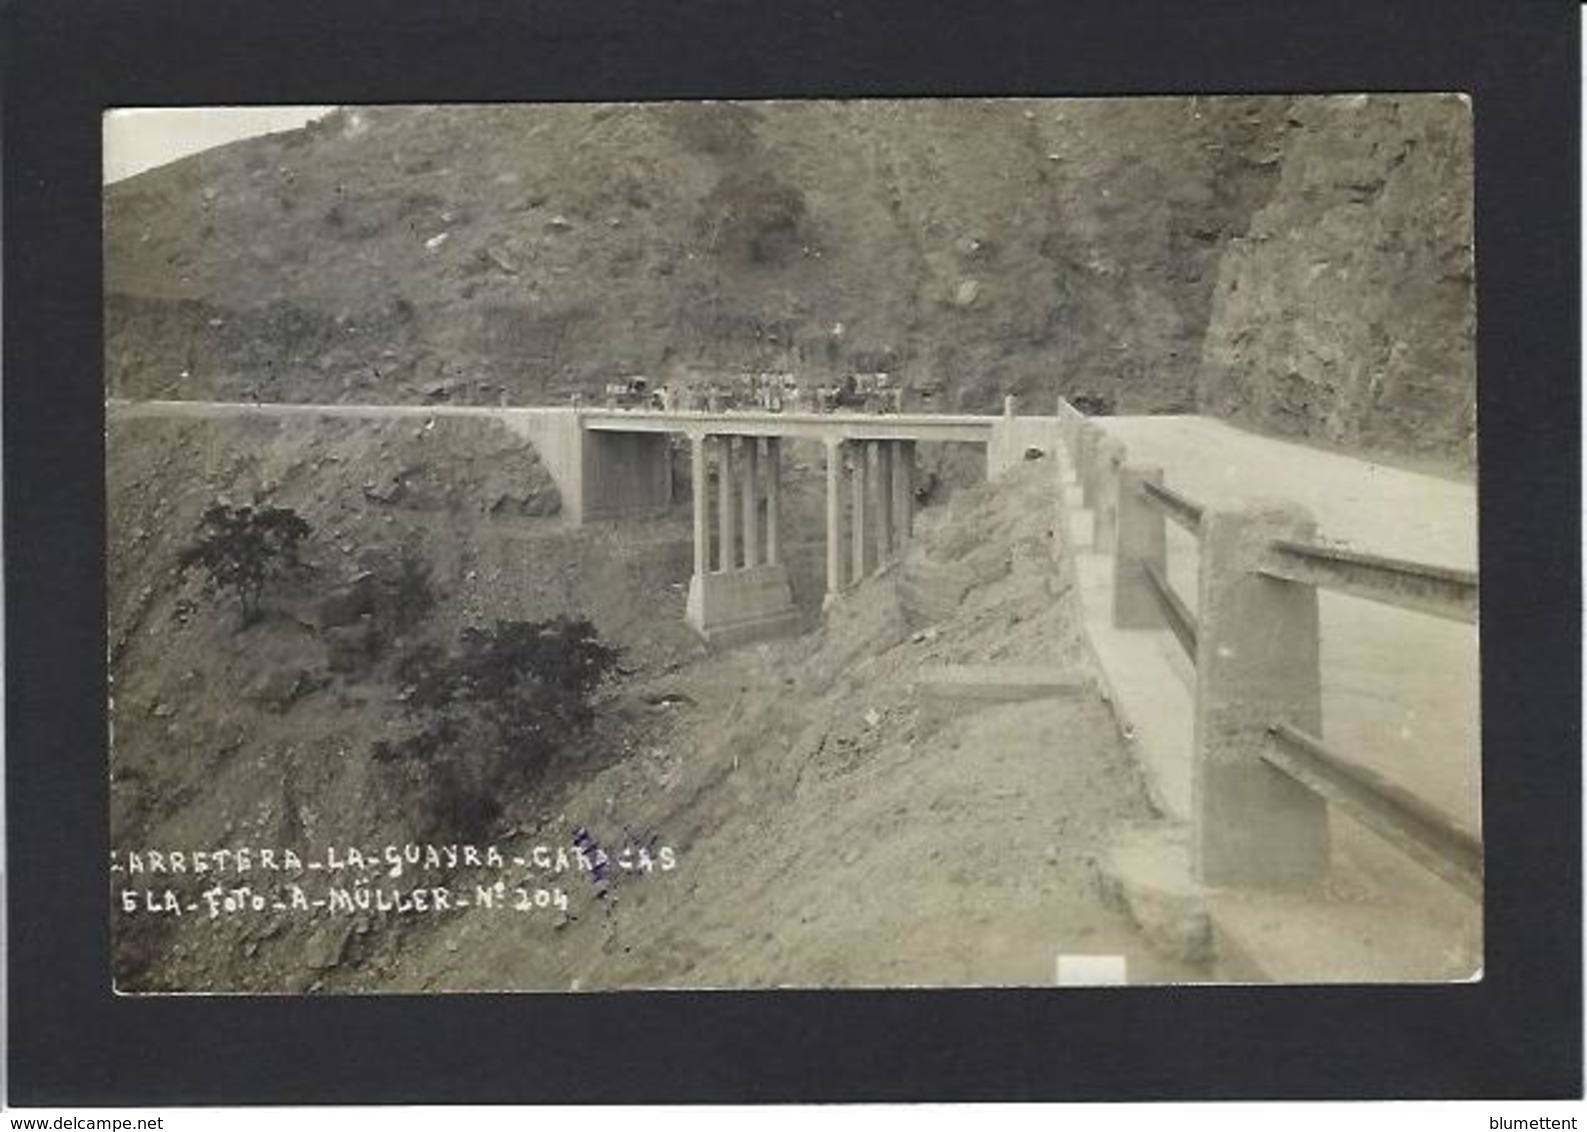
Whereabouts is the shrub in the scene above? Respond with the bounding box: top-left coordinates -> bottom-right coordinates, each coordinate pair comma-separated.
177,503 -> 312,627
372,546 -> 438,635
381,617 -> 623,840
1070,393 -> 1116,416
696,169 -> 808,266
665,102 -> 761,159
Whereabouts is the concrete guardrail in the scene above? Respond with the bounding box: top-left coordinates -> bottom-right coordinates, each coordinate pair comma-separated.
1057,396 -> 1482,900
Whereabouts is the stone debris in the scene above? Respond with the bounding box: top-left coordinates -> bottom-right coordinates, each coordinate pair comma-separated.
304,924 -> 351,971
483,245 -> 520,275
245,667 -> 313,712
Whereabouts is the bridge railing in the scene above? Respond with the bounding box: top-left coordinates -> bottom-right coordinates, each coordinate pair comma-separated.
1056,398 -> 1482,899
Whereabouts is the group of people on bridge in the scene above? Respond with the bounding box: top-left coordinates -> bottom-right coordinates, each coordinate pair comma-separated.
588,372 -> 908,415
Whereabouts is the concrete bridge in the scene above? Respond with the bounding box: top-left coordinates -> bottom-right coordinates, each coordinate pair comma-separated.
578,406 -> 1056,645
109,398 -> 1057,646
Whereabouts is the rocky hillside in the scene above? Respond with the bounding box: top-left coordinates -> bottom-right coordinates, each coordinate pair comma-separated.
106,412 -> 712,989
1198,94 -> 1475,469
111,428 -> 1208,992
106,98 -> 1293,418
106,97 -> 1474,466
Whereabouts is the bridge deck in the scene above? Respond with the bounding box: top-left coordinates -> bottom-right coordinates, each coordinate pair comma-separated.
579,407 -> 999,443
110,400 -> 1004,444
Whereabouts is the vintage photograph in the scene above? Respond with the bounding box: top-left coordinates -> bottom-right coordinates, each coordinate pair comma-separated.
103,96 -> 1479,993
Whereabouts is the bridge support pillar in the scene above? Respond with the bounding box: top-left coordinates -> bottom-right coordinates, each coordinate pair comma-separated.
1194,500 -> 1330,891
686,431 -> 799,648
1112,462 -> 1167,629
690,434 -> 710,579
892,440 -> 914,550
717,436 -> 737,572
824,439 -> 843,607
765,438 -> 781,566
850,441 -> 869,585
741,437 -> 759,569
871,441 -> 892,568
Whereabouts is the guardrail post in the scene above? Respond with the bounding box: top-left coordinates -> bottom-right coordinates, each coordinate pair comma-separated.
1194,499 -> 1330,890
1112,462 -> 1167,627
1079,422 -> 1104,508
1093,437 -> 1127,554
1058,399 -> 1085,461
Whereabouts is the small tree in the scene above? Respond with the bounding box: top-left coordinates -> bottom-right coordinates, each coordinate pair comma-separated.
178,503 -> 312,626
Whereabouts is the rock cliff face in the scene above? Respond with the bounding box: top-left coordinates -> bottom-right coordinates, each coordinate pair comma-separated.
1197,95 -> 1475,470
